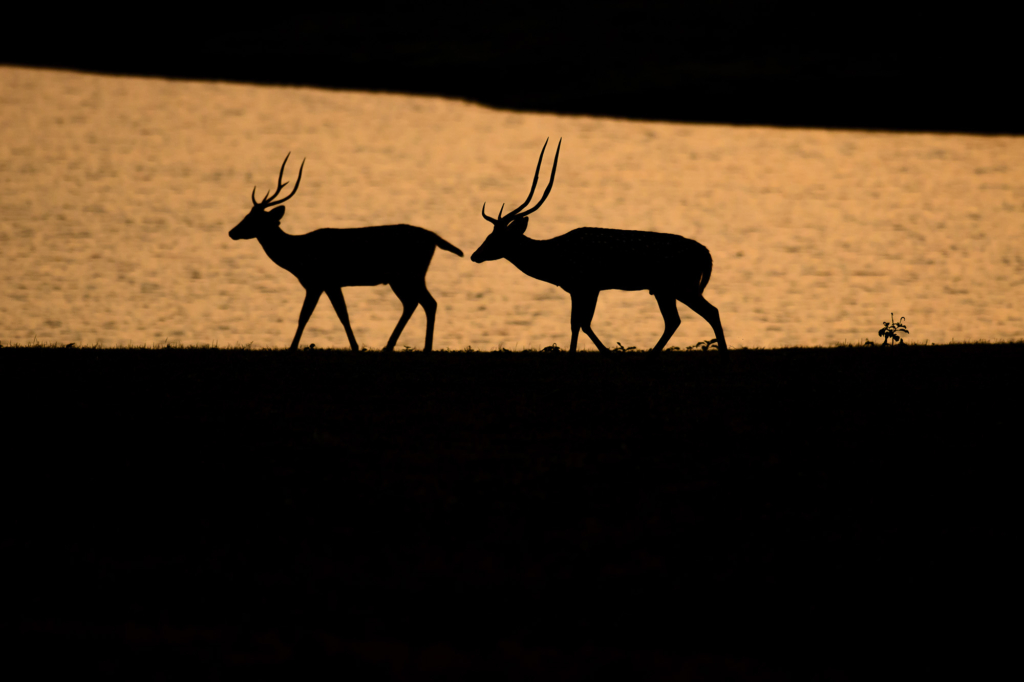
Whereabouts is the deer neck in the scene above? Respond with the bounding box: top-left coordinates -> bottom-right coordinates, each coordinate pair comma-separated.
256,225 -> 302,275
505,236 -> 564,287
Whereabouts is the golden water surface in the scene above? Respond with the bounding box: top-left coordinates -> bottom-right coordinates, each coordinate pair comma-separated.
2,66 -> 1022,349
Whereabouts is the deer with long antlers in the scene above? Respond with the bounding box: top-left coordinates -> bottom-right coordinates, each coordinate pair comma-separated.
472,139 -> 727,353
229,154 -> 463,351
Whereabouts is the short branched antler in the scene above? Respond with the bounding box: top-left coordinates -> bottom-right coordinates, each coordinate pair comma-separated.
482,138 -> 561,226
252,152 -> 305,208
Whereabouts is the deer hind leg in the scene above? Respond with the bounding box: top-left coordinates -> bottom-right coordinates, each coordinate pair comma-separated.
325,288 -> 359,351
290,288 -> 322,350
569,290 -> 608,353
419,288 -> 437,352
679,293 -> 728,352
652,292 -> 681,351
383,280 -> 422,352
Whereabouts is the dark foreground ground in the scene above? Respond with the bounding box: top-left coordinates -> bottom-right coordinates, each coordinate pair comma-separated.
1,344 -> 1018,680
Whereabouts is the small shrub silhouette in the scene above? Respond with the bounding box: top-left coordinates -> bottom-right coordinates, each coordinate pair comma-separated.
878,313 -> 910,346
612,342 -> 637,353
542,343 -> 562,353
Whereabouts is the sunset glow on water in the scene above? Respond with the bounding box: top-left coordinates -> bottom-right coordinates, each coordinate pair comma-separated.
2,66 -> 1021,349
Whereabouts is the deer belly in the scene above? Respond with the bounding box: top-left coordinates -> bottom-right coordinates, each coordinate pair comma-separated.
605,278 -> 650,292
569,264 -> 661,292
341,277 -> 388,287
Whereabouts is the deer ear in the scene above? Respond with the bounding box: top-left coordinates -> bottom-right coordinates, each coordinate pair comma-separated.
510,216 -> 529,235
268,206 -> 285,220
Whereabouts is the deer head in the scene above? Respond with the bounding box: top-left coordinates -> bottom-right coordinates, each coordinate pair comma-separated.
471,138 -> 561,262
229,153 -> 305,240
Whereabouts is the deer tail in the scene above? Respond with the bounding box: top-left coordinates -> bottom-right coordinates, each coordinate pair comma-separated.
698,248 -> 713,294
433,234 -> 464,257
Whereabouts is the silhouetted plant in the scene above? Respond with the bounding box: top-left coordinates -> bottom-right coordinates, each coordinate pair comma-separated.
612,342 -> 637,352
686,339 -> 719,351
878,314 -> 909,346
542,343 -> 562,353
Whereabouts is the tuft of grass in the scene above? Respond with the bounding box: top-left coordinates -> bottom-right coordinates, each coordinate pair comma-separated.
686,339 -> 720,351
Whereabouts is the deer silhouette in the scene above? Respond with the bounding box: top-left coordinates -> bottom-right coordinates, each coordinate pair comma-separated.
472,139 -> 727,353
229,154 -> 463,351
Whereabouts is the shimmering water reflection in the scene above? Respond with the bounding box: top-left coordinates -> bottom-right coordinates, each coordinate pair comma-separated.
1,67 -> 1022,349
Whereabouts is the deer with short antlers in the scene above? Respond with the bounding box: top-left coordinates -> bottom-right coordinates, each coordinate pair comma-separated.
230,154 -> 464,351
472,139 -> 727,353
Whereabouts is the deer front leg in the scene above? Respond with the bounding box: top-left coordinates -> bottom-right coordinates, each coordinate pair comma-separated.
569,290 -> 608,353
652,292 -> 681,351
325,288 -> 359,351
290,288 -> 322,350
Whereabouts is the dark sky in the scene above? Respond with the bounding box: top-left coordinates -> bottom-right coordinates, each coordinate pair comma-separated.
3,2 -> 1020,133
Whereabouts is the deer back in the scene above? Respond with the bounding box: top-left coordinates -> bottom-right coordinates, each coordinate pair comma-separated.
290,225 -> 442,288
540,228 -> 712,293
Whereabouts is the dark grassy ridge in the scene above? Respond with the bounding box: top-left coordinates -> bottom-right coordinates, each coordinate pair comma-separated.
3,3 -> 1022,134
1,344 -> 1017,680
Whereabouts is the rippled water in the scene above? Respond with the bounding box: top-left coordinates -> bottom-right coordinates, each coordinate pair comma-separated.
2,66 -> 1022,349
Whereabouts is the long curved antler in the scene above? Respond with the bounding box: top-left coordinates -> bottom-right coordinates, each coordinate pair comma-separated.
481,139 -> 561,226
516,138 -> 560,218
503,138 -> 549,220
